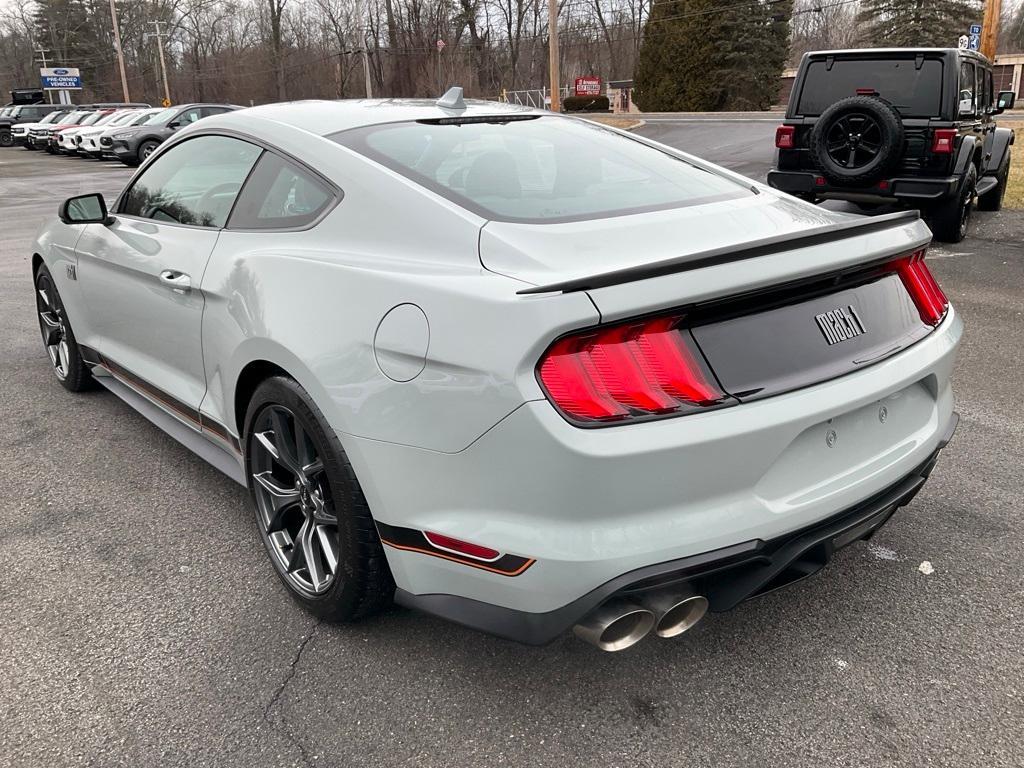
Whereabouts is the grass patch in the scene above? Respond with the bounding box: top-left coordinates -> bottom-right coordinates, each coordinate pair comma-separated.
1006,133 -> 1023,209
582,115 -> 644,131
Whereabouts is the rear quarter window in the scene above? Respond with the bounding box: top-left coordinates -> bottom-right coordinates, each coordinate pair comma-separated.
797,58 -> 944,118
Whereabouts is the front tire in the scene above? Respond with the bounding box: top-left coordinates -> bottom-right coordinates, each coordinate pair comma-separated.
34,263 -> 93,392
0,131 -> 13,147
244,376 -> 393,621
929,165 -> 976,244
138,140 -> 159,163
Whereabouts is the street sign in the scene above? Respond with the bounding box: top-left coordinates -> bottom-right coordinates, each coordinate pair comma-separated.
958,35 -> 970,49
436,39 -> 446,52
574,76 -> 602,97
162,97 -> 172,107
968,34 -> 980,50
969,24 -> 981,35
40,67 -> 82,90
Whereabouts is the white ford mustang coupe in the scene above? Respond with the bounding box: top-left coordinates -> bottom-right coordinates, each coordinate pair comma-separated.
32,91 -> 961,651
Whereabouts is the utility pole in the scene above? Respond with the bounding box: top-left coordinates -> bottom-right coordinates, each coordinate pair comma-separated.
35,48 -> 54,103
547,0 -> 560,112
362,45 -> 373,98
148,21 -> 172,106
108,0 -> 131,102
980,0 -> 1002,61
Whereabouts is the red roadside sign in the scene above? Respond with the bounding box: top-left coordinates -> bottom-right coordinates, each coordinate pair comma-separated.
574,76 -> 602,97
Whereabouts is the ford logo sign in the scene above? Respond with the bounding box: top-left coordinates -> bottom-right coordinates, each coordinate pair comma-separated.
54,68 -> 69,75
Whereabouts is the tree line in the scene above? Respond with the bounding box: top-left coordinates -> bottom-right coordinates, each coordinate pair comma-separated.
1,0 -> 1023,110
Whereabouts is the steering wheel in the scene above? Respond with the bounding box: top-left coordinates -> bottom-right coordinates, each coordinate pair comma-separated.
196,182 -> 243,215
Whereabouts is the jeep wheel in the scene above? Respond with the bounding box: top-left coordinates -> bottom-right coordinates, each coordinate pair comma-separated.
930,165 -> 976,244
809,96 -> 904,186
0,131 -> 13,148
977,152 -> 1010,212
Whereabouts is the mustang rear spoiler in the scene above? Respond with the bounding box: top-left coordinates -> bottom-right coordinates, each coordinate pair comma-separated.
516,209 -> 924,295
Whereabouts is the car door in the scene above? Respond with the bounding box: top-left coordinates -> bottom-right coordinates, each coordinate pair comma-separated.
75,134 -> 262,419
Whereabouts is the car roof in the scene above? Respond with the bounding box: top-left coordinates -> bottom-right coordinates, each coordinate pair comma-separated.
213,98 -> 542,137
806,47 -> 990,63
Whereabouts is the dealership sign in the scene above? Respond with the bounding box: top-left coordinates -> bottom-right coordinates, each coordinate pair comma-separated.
574,76 -> 602,97
40,67 -> 83,90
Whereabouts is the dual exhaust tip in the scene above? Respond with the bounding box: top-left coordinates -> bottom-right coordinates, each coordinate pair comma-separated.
573,588 -> 708,652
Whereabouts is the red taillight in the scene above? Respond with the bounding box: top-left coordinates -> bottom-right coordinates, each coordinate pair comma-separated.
893,249 -> 948,326
775,125 -> 795,149
931,128 -> 956,154
423,532 -> 500,561
538,316 -> 727,424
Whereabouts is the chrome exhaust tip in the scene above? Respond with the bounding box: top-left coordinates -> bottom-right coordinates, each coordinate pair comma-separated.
642,588 -> 709,638
573,600 -> 655,652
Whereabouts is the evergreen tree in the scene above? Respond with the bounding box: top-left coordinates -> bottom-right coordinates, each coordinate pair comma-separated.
634,0 -> 793,112
857,0 -> 983,48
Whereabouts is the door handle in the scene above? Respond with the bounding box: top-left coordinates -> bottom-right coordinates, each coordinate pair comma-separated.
159,270 -> 192,293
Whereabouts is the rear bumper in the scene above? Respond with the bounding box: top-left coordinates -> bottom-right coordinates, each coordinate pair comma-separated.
768,170 -> 959,202
397,413 -> 957,645
348,306 -> 962,640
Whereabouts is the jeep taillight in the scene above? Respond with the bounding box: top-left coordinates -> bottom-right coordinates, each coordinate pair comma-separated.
892,249 -> 949,326
931,128 -> 956,154
775,125 -> 795,149
538,316 -> 729,425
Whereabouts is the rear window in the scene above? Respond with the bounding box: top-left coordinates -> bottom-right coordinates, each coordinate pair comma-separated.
332,116 -> 750,224
797,58 -> 944,118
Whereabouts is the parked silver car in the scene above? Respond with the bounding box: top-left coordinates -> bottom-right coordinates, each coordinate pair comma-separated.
31,93 -> 961,651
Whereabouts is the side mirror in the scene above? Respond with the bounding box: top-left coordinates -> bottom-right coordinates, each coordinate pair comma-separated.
59,193 -> 111,225
167,120 -> 180,130
994,90 -> 1016,114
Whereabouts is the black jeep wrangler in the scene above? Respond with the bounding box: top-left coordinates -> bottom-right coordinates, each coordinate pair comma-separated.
768,48 -> 1016,243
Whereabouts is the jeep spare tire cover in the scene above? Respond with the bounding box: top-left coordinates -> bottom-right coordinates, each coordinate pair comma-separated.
808,95 -> 905,186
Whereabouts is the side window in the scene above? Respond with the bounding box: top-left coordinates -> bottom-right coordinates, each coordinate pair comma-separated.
174,107 -> 203,126
201,107 -> 231,117
959,62 -> 976,114
228,152 -> 335,230
120,135 -> 262,228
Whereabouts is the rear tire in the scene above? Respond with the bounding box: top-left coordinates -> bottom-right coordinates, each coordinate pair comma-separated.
929,165 -> 976,244
244,376 -> 394,622
977,151 -> 1010,211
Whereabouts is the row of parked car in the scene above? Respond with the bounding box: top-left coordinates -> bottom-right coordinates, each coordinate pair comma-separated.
0,101 -> 239,166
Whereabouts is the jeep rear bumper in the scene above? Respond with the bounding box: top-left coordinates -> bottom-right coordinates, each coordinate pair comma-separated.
768,170 -> 959,202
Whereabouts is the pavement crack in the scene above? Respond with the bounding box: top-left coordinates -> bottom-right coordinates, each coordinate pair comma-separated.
263,620 -> 320,766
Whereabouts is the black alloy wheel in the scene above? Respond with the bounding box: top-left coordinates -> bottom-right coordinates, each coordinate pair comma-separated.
34,264 -> 93,391
244,376 -> 394,621
824,113 -> 883,170
250,403 -> 340,597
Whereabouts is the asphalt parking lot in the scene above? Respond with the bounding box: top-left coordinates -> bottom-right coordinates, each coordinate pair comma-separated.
2,131 -> 1023,768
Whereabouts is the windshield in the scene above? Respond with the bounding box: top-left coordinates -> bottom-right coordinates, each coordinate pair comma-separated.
333,116 -> 750,224
130,110 -> 159,125
62,111 -> 89,125
144,107 -> 177,125
79,112 -> 105,126
797,57 -> 944,118
40,111 -> 65,124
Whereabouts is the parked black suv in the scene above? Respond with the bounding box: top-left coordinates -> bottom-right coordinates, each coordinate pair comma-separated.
0,103 -> 69,147
108,103 -> 240,165
768,48 -> 1016,243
